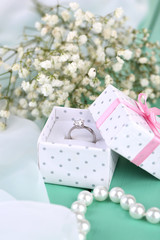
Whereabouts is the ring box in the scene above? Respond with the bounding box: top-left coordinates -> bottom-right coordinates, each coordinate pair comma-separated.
38,106 -> 118,189
89,84 -> 160,179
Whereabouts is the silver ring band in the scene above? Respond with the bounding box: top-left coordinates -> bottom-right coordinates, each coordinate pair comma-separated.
67,119 -> 96,143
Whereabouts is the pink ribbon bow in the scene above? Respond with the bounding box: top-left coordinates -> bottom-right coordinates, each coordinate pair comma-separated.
136,93 -> 160,136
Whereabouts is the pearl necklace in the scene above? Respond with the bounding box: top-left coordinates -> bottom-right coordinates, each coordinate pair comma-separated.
71,186 -> 160,240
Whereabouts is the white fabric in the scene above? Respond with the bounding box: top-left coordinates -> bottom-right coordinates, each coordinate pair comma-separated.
0,115 -> 48,202
0,193 -> 78,240
0,116 -> 79,239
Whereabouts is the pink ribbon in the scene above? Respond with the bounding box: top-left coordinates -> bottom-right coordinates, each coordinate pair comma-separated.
96,93 -> 160,166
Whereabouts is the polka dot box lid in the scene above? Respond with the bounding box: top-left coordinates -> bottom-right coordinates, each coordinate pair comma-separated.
89,84 -> 160,179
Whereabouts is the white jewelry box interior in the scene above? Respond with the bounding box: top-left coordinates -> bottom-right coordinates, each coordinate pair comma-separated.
47,107 -> 107,149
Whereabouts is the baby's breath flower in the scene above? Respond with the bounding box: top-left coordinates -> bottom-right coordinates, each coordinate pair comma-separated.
35,21 -> 42,30
21,81 -> 30,92
114,7 -> 123,18
105,74 -> 113,85
117,49 -> 132,60
85,11 -> 94,22
140,78 -> 149,87
40,60 -> 52,70
40,83 -> 53,97
69,2 -> 79,11
92,22 -> 102,34
18,68 -> 29,78
12,63 -> 20,71
61,10 -> 70,22
0,122 -> 6,131
31,108 -> 40,118
112,62 -> 123,72
0,2 -> 160,126
78,35 -> 87,45
19,98 -> 28,109
0,110 -> 10,119
41,27 -> 48,36
139,57 -> 148,64
88,68 -> 96,78
116,56 -> 124,64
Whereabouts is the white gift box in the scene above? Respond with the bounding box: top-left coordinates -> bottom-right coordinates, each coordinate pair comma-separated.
38,107 -> 118,189
89,84 -> 160,179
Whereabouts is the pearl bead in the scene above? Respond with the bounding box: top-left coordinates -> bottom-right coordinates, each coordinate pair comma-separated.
120,194 -> 136,210
78,231 -> 86,240
93,186 -> 108,201
78,191 -> 93,206
129,203 -> 145,219
109,187 -> 124,203
78,219 -> 90,234
71,201 -> 87,214
146,207 -> 160,224
75,213 -> 85,221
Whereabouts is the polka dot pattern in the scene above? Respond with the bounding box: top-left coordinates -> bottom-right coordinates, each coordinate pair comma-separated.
89,84 -> 160,179
39,142 -> 118,189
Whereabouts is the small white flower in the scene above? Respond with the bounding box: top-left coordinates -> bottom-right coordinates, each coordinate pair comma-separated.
40,83 -> 53,97
85,11 -> 94,22
129,91 -> 137,99
67,31 -> 77,42
116,56 -> 124,64
67,62 -> 77,74
18,68 -> 29,78
150,74 -> 160,85
135,48 -> 142,58
33,59 -> 41,70
52,27 -> 64,39
118,49 -> 132,60
18,47 -> 24,59
52,79 -> 64,87
12,63 -> 20,71
105,74 -> 113,85
103,27 -> 111,40
59,54 -> 69,62
61,10 -> 70,21
29,101 -> 37,108
69,2 -> 79,11
0,122 -> 5,131
42,14 -> 58,27
92,22 -> 102,34
35,21 -> 42,31
37,74 -> 50,85
128,74 -> 135,82
40,60 -> 52,70
74,9 -> 83,20
78,35 -> 87,45
14,87 -> 21,96
31,108 -> 40,118
41,27 -> 48,36
0,110 -> 10,119
82,77 -> 90,86
19,98 -> 28,109
139,57 -> 148,64
88,68 -> 96,78
21,81 -> 30,91
114,7 -> 123,18
96,47 -> 105,63
11,76 -> 16,83
112,62 -> 123,72
123,89 -> 130,96
140,78 -> 149,87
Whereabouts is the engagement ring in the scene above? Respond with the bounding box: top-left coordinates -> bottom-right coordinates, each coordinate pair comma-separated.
67,119 -> 96,143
